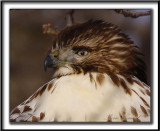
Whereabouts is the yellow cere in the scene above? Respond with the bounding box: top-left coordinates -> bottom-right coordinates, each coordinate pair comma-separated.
52,50 -> 59,57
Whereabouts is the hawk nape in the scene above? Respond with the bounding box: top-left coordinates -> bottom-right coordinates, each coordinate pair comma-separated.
10,20 -> 150,122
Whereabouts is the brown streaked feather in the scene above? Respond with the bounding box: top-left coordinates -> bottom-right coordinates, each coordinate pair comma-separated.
139,96 -> 150,108
140,105 -> 148,116
122,106 -> 126,116
51,88 -> 56,94
133,79 -> 145,89
89,73 -> 93,83
130,106 -> 138,117
108,72 -> 120,86
133,118 -> 141,122
32,116 -> 38,122
109,46 -> 133,51
126,77 -> 134,84
10,107 -> 20,115
88,73 -> 97,88
140,89 -> 146,95
119,113 -> 127,122
22,106 -> 32,113
10,118 -> 16,122
122,116 -> 127,122
19,119 -> 27,122
105,37 -> 125,46
131,89 -> 140,96
39,84 -> 48,96
52,20 -> 147,83
143,82 -> 150,88
107,115 -> 112,122
120,78 -> 132,95
145,89 -> 150,96
51,82 -> 58,94
121,74 -> 134,84
72,65 -> 82,74
96,74 -> 105,86
48,82 -> 54,91
40,112 -> 45,120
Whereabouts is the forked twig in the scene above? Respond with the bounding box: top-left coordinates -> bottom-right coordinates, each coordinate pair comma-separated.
42,10 -> 75,35
42,24 -> 59,35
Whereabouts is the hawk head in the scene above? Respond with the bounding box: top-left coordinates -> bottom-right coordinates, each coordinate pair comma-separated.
44,20 -> 146,83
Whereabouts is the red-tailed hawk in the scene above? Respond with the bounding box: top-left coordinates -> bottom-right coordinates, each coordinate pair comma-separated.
10,20 -> 150,122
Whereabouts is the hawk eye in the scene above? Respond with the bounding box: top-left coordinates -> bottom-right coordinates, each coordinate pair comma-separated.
72,46 -> 91,57
77,50 -> 88,56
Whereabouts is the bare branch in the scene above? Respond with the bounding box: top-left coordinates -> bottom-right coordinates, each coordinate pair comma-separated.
42,10 -> 75,35
42,24 -> 59,35
65,9 -> 75,26
114,9 -> 150,18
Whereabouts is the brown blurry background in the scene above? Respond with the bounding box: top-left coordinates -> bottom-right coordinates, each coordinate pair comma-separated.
10,9 -> 151,111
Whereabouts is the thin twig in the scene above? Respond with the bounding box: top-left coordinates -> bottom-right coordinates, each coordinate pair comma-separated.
65,9 -> 75,26
114,9 -> 150,18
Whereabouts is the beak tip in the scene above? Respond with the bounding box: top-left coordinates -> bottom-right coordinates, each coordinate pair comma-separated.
44,54 -> 57,72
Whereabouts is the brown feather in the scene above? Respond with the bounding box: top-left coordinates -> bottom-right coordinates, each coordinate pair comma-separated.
107,115 -> 112,122
131,89 -> 140,96
10,107 -> 20,115
39,83 -> 48,96
48,82 -> 53,91
120,78 -> 132,95
22,106 -> 32,113
89,73 -> 93,83
133,118 -> 141,122
108,72 -> 120,86
51,20 -> 146,83
139,96 -> 150,108
32,116 -> 38,122
145,89 -> 150,96
10,118 -> 16,122
140,105 -> 148,116
40,112 -> 45,120
96,74 -> 105,86
119,113 -> 127,122
130,106 -> 138,117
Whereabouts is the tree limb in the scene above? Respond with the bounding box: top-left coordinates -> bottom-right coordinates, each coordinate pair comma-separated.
114,9 -> 150,18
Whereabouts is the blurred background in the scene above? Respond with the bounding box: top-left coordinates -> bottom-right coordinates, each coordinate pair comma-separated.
10,9 -> 151,111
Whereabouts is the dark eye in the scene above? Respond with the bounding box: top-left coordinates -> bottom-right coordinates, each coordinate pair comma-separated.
77,50 -> 88,56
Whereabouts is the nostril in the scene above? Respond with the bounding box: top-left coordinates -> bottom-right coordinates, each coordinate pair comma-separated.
54,54 -> 58,58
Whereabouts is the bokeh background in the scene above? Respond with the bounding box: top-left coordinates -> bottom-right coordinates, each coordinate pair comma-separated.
10,9 -> 151,111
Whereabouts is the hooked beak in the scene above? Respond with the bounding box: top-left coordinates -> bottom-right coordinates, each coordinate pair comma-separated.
44,54 -> 60,72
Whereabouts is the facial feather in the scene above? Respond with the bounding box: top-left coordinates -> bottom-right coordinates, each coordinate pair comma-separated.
49,20 -> 146,83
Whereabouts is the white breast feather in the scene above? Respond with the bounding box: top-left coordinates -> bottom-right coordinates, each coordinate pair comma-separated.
10,73 -> 150,122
